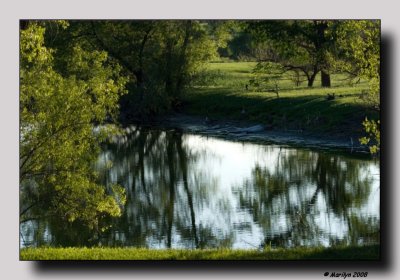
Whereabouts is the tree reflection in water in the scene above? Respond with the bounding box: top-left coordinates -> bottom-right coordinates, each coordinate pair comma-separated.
20,127 -> 379,249
235,148 -> 379,248
95,126 -> 234,248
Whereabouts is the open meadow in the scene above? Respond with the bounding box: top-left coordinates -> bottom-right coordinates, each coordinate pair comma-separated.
184,62 -> 376,139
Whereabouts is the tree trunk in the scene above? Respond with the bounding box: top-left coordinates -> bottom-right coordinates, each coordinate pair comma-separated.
314,21 -> 331,87
164,39 -> 174,98
307,72 -> 317,87
136,26 -> 152,90
321,70 -> 331,87
175,21 -> 192,99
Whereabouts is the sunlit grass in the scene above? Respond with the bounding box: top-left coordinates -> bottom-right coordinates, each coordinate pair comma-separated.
185,62 -> 376,136
20,245 -> 379,260
199,62 -> 368,90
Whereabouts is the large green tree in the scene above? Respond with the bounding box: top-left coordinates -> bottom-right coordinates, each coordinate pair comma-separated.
248,20 -> 338,87
20,21 -> 127,232
55,20 -> 219,120
332,20 -> 380,153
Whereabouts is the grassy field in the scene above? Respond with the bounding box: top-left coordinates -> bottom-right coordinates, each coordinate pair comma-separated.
184,62 -> 377,138
20,245 -> 379,260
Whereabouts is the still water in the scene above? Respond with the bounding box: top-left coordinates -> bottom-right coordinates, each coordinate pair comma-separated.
21,126 -> 380,249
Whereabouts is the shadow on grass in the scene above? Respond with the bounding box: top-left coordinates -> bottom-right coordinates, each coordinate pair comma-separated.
184,87 -> 374,135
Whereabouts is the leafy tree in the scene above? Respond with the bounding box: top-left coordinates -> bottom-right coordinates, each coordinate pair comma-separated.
20,21 -> 127,233
360,118 -> 380,154
207,21 -> 254,61
248,20 -> 338,87
57,20 -> 219,120
332,20 -> 380,153
331,20 -> 380,108
249,62 -> 283,97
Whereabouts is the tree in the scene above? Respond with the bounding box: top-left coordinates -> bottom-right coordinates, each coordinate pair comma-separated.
57,20 -> 219,120
20,21 -> 127,233
248,20 -> 337,87
249,62 -> 283,97
332,20 -> 380,154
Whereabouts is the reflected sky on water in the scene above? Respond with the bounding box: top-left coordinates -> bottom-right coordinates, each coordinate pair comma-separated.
21,126 -> 380,249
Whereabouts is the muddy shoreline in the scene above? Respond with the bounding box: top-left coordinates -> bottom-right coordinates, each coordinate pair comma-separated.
142,113 -> 370,154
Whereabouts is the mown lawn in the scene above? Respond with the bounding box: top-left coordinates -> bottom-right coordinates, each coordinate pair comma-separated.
184,62 -> 377,138
20,245 -> 379,261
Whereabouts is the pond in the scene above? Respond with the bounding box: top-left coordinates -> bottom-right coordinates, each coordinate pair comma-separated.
20,126 -> 380,249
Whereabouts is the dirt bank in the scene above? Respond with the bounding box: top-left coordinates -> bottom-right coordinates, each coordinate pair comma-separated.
156,113 -> 370,154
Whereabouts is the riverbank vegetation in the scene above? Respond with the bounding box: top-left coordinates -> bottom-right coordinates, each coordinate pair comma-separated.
21,245 -> 379,260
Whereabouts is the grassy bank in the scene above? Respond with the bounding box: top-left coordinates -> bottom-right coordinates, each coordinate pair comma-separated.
184,62 -> 378,139
20,245 -> 379,260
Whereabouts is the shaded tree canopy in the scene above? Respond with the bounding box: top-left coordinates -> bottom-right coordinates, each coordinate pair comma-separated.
247,20 -> 339,87
45,20 -> 225,121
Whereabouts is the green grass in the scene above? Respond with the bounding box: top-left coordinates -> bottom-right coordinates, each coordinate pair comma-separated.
184,62 -> 378,138
20,245 -> 379,260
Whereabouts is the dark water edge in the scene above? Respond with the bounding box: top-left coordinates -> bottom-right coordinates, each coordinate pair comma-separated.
152,113 -> 372,155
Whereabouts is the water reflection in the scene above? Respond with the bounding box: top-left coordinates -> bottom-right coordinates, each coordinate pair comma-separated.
235,149 -> 379,248
21,126 -> 380,249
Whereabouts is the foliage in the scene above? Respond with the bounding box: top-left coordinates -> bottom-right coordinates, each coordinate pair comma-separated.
332,20 -> 380,107
20,22 -> 127,230
360,118 -> 380,154
213,21 -> 256,61
332,20 -> 380,153
248,20 -> 337,87
20,245 -> 379,260
249,62 -> 283,94
59,21 -> 220,119
244,20 -> 380,154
